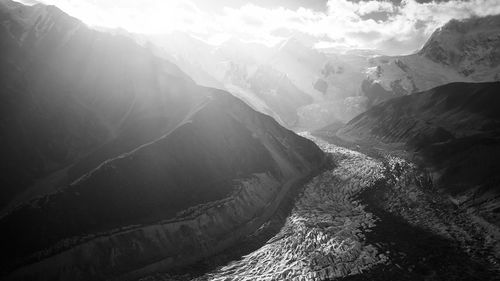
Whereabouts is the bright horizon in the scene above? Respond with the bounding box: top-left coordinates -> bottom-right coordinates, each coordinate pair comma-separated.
16,0 -> 500,55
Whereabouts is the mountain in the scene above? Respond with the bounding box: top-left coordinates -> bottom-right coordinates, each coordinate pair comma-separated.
143,31 -> 224,90
298,52 -> 369,128
361,15 -> 500,106
419,15 -> 500,79
144,33 -> 375,130
0,1 -> 325,280
338,82 -> 500,227
139,15 -> 500,130
269,38 -> 370,129
143,34 -> 306,126
0,0 -> 195,209
247,64 -> 312,125
211,38 -> 314,126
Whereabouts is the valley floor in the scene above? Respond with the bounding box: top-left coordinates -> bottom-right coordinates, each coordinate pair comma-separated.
139,134 -> 500,281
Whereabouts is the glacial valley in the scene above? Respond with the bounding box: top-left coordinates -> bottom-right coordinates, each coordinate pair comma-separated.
140,134 -> 500,281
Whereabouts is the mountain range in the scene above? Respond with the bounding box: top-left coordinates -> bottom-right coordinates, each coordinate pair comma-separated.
137,14 -> 500,130
1,0 -> 500,280
362,15 -> 500,107
0,1 -> 324,279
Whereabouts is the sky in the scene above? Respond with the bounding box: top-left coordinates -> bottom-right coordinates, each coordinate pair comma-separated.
17,0 -> 500,55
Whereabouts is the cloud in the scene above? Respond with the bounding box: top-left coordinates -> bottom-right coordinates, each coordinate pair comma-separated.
23,0 -> 500,55
356,0 -> 395,15
317,0 -> 500,54
346,30 -> 383,41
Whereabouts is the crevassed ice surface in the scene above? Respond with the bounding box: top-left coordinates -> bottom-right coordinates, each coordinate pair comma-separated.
193,133 -> 388,281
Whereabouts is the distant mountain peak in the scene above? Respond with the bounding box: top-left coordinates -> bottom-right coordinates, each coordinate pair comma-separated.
419,14 -> 500,76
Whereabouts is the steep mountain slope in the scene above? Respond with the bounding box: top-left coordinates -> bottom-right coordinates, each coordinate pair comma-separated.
0,0 -> 199,209
1,90 -> 324,281
338,82 -> 500,226
362,15 -> 500,106
0,1 -> 324,280
419,15 -> 500,79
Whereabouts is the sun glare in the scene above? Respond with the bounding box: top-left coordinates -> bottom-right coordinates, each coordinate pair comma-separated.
21,0 -> 500,54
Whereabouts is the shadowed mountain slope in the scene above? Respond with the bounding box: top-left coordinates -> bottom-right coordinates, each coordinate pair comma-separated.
339,82 -> 500,226
0,0 -> 200,208
1,90 -> 324,281
0,1 -> 324,280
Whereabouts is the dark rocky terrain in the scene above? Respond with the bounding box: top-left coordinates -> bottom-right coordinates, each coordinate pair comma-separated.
0,1 -> 324,280
336,82 -> 500,228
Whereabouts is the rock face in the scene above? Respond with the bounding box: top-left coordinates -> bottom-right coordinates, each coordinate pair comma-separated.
419,15 -> 500,78
339,82 -> 500,226
0,1 -> 325,280
361,15 -> 500,107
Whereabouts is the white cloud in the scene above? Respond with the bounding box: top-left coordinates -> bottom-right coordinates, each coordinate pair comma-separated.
356,0 -> 394,15
318,0 -> 500,54
22,0 -> 500,55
